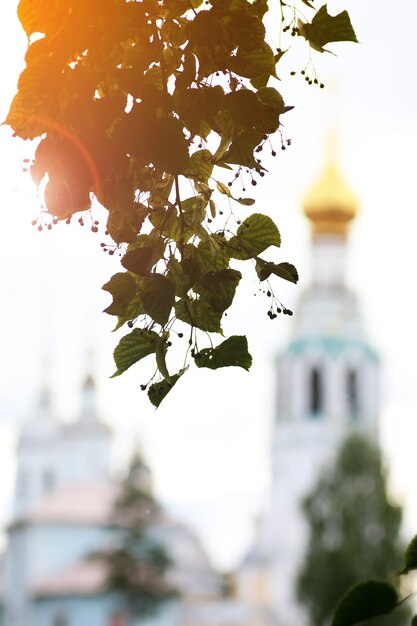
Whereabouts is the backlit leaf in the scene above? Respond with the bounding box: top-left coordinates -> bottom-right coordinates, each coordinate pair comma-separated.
112,329 -> 159,376
140,274 -> 176,326
113,293 -> 145,332
228,213 -> 281,260
185,149 -> 214,183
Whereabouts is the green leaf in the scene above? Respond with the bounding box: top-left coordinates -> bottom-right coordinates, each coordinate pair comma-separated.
147,371 -> 183,407
299,5 -> 358,53
257,86 -> 286,114
228,213 -> 281,260
216,181 -> 232,197
149,206 -> 182,241
175,298 -> 223,332
121,235 -> 165,276
103,273 -> 137,316
155,333 -> 172,381
113,292 -> 145,331
399,535 -> 417,575
195,335 -> 252,371
181,195 -> 207,231
140,274 -> 176,326
112,329 -> 159,376
167,257 -> 193,297
331,580 -> 399,626
255,259 -> 298,283
196,269 -> 241,312
216,181 -> 255,207
106,204 -> 148,244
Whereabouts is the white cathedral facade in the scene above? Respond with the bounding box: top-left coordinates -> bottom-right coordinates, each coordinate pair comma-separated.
237,151 -> 380,626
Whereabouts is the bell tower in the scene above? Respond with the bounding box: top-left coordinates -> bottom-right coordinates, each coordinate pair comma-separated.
237,142 -> 380,626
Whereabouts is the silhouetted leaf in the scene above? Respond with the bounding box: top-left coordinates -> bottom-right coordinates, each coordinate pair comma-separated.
331,580 -> 399,626
175,298 -> 223,332
399,535 -> 417,575
230,43 -> 276,78
196,269 -> 241,312
121,236 -> 165,276
148,370 -> 184,407
299,5 -> 358,53
195,335 -> 252,371
255,259 -> 298,283
103,273 -> 137,316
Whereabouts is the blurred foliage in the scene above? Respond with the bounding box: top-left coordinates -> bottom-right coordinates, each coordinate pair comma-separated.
297,433 -> 411,626
10,0 -> 357,404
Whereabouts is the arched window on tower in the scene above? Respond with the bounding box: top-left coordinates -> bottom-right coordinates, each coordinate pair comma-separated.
347,368 -> 359,418
309,366 -> 323,416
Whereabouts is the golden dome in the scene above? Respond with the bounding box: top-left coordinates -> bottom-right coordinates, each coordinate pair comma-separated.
303,158 -> 358,238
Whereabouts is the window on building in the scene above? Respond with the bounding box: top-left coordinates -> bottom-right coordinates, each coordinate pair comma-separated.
309,367 -> 323,416
347,368 -> 359,417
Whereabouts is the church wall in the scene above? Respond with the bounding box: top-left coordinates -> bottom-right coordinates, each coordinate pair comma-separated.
26,524 -> 114,583
33,594 -> 121,626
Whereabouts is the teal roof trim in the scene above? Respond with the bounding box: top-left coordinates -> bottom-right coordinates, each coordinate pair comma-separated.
285,336 -> 379,361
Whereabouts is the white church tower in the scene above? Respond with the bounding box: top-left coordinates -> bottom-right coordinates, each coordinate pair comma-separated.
13,373 -> 112,519
238,147 -> 380,626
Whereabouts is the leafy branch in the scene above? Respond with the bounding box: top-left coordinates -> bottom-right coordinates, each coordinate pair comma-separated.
9,0 -> 357,406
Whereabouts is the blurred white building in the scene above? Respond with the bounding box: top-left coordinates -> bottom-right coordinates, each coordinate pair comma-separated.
237,148 -> 379,626
0,376 -> 266,626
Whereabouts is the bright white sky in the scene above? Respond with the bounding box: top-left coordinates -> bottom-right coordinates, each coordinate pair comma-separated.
0,0 -> 416,569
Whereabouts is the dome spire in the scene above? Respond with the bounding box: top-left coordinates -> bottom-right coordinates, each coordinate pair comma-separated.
303,132 -> 358,238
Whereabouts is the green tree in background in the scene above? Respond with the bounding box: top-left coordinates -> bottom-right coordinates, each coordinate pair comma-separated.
103,454 -> 176,619
297,433 -> 409,626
